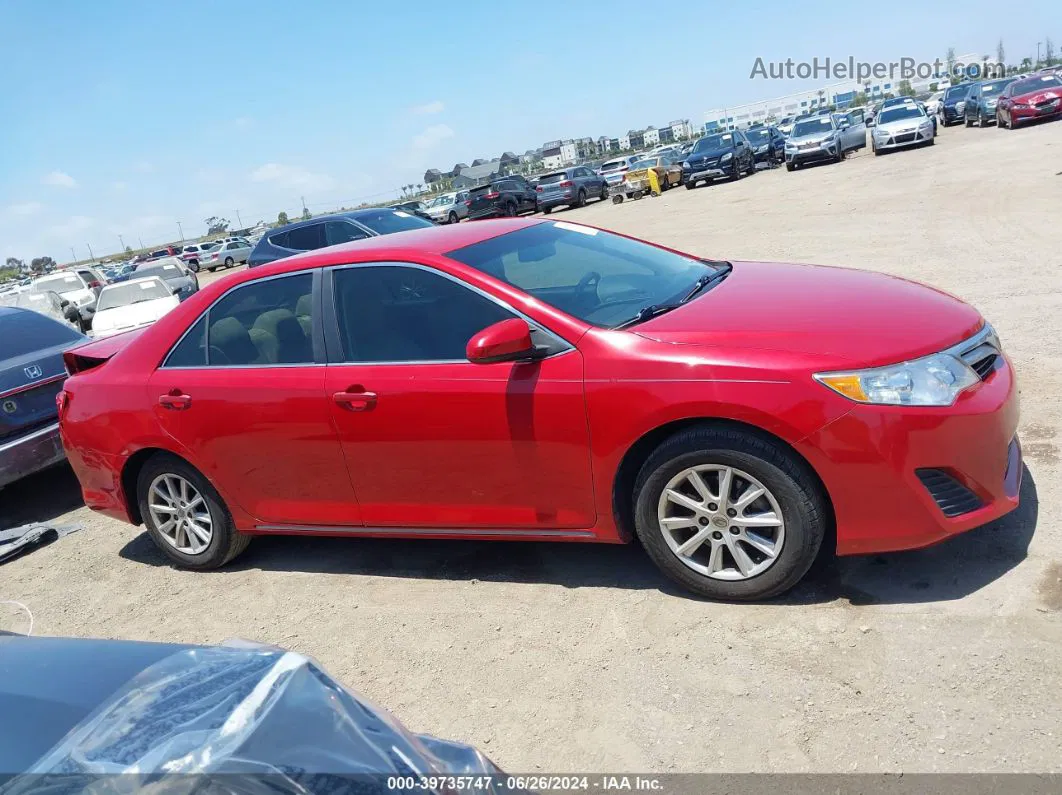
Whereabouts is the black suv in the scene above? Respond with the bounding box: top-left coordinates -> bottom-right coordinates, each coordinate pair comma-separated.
466,177 -> 538,220
940,84 -> 973,126
247,208 -> 435,268
681,130 -> 756,188
743,126 -> 786,167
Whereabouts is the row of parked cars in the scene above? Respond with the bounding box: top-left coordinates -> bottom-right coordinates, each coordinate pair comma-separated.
935,71 -> 1062,129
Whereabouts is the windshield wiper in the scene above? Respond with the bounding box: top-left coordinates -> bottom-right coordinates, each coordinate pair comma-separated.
614,302 -> 683,329
683,261 -> 732,302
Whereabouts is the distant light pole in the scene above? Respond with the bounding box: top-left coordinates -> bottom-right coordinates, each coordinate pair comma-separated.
86,243 -> 95,262
118,234 -> 125,252
70,247 -> 77,264
176,221 -> 184,242
138,237 -> 145,250
1037,42 -> 1042,66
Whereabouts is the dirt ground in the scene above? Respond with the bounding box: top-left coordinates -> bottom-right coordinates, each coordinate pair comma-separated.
3,120 -> 1061,774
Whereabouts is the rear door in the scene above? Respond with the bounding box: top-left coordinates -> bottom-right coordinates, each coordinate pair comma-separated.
148,271 -> 361,527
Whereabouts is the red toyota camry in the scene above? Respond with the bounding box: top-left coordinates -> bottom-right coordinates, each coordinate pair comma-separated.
996,73 -> 1062,128
57,219 -> 1021,600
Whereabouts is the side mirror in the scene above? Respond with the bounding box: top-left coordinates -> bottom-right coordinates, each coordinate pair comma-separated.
466,318 -> 536,364
866,118 -> 876,127
59,298 -> 70,308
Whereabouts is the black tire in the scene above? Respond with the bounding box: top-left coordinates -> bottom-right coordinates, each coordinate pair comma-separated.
576,188 -> 586,207
448,211 -> 458,224
997,112 -> 1006,129
599,183 -> 609,201
785,162 -> 795,171
745,155 -> 756,176
504,202 -> 516,217
207,266 -> 217,272
730,159 -> 742,181
873,144 -> 880,156
187,260 -> 199,273
685,180 -> 697,189
224,256 -> 234,268
632,426 -> 827,601
136,453 -> 251,569
612,194 -> 623,203
543,205 -> 552,214
835,147 -> 845,164
964,115 -> 973,127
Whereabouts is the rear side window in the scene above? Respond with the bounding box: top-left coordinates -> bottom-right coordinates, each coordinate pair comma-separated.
268,231 -> 290,248
324,221 -> 370,246
163,274 -> 314,367
0,311 -> 82,359
285,224 -> 324,251
353,210 -> 433,236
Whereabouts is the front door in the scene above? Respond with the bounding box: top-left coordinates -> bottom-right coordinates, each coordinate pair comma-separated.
843,111 -> 867,151
323,263 -> 595,530
150,271 -> 361,527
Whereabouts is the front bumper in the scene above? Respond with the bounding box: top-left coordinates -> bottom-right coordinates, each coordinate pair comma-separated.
683,162 -> 730,182
0,422 -> 66,489
941,105 -> 964,123
1010,100 -> 1062,123
873,126 -> 935,150
786,141 -> 840,165
797,354 -> 1021,556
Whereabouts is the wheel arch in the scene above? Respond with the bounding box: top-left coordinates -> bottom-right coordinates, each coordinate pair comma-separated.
121,447 -> 198,525
610,417 -> 835,549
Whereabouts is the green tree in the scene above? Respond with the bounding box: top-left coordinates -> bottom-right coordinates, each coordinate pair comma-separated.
1020,57 -> 1033,72
30,256 -> 55,274
850,91 -> 868,107
929,81 -> 939,92
1046,37 -> 1056,67
5,257 -> 24,271
946,47 -> 956,78
124,246 -> 133,254
204,216 -> 230,235
897,80 -> 916,97
300,206 -> 311,221
277,211 -> 290,225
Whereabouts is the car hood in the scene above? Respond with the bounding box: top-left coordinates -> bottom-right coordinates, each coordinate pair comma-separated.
686,148 -> 734,161
876,117 -> 931,132
1013,87 -> 1062,104
632,260 -> 983,369
788,131 -> 834,144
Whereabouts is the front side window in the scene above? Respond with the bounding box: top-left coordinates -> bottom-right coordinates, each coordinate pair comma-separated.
448,222 -> 715,329
165,273 -> 314,367
351,209 -> 434,235
331,266 -> 515,363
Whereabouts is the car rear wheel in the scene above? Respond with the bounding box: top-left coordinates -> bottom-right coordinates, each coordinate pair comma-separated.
137,453 -> 251,569
448,211 -> 458,224
633,426 -> 826,601
542,205 -> 553,214
187,261 -> 199,273
504,202 -> 516,217
225,257 -> 234,268
576,188 -> 586,207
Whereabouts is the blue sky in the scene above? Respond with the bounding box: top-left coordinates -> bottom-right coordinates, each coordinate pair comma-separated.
1,0 -> 1056,262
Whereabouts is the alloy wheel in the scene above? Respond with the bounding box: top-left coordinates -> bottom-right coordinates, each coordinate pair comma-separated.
148,473 -> 213,555
656,465 -> 785,581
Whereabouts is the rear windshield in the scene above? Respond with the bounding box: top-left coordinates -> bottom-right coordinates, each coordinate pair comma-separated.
33,274 -> 85,295
600,160 -> 628,171
0,311 -> 82,358
97,279 -> 171,311
745,128 -> 770,142
980,79 -> 1013,96
136,264 -> 183,280
538,172 -> 569,185
353,209 -> 434,235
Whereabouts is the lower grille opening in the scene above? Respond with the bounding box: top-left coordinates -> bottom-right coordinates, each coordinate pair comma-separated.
971,353 -> 999,379
916,469 -> 984,518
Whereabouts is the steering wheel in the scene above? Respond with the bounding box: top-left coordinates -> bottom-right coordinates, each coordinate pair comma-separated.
575,271 -> 601,305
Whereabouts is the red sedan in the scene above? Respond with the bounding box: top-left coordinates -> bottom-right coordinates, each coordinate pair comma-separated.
57,219 -> 1021,600
997,73 -> 1062,128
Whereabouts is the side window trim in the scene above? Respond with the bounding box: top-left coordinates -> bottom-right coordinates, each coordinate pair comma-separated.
320,261 -> 575,366
159,269 -> 325,369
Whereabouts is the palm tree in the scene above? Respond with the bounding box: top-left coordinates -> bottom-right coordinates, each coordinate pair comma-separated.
417,183 -> 424,194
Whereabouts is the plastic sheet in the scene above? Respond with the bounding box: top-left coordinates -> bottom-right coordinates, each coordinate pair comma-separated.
7,641 -> 512,795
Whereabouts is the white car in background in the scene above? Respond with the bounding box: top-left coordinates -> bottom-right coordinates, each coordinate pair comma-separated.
90,276 -> 179,338
923,90 -> 945,117
200,239 -> 252,271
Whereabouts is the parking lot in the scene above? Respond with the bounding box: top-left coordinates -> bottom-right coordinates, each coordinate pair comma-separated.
3,120 -> 1060,773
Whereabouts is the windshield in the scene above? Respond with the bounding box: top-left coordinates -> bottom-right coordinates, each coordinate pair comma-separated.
428,194 -> 455,207
355,209 -> 434,235
745,129 -> 770,143
792,117 -> 834,136
33,273 -> 85,296
1011,75 -> 1062,94
981,79 -> 1013,96
96,278 -> 171,311
692,133 -> 733,152
447,222 -> 718,328
631,159 -> 657,169
600,159 -> 628,171
878,105 -> 925,124
136,264 -> 183,280
945,85 -> 971,100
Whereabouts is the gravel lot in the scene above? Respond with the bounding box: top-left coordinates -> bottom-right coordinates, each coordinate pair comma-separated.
3,120 -> 1061,774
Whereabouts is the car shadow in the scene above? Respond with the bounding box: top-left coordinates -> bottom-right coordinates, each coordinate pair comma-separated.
0,464 -> 85,531
119,466 -> 1039,606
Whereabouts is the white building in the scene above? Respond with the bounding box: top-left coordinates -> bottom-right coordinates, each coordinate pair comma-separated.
643,127 -> 660,147
703,52 -> 996,132
540,139 -> 578,170
669,119 -> 693,140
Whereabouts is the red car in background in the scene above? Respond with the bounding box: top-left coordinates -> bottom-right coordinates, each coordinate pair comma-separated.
996,73 -> 1062,128
56,219 -> 1021,601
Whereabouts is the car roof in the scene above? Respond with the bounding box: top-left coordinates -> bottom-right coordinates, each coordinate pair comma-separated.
269,208 -> 417,235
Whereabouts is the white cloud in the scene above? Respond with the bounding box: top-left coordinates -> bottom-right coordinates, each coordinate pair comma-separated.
411,124 -> 454,152
6,201 -> 43,217
410,100 -> 445,115
250,163 -> 336,193
42,170 -> 77,188
49,215 -> 94,239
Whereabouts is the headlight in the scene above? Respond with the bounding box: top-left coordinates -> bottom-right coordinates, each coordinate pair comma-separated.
814,352 -> 979,407
681,161 -> 690,168
756,145 -> 767,153
720,152 -> 733,163
956,101 -> 965,112
784,141 -> 796,150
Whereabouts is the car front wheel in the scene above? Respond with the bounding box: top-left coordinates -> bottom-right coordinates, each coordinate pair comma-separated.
633,426 -> 827,601
137,453 -> 251,569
